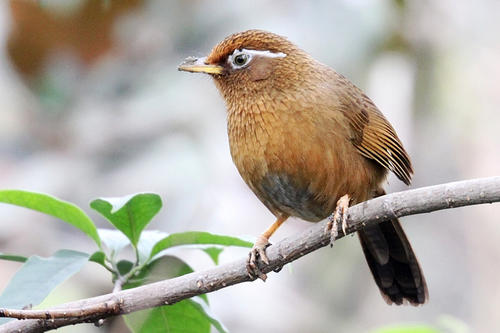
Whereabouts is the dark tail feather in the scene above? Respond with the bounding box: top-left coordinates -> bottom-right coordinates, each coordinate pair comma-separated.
358,217 -> 428,305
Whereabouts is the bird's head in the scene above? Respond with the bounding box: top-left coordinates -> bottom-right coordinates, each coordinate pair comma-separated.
178,30 -> 318,103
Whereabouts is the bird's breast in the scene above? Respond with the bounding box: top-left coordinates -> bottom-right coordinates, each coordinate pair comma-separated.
226,96 -> 384,221
227,104 -> 332,220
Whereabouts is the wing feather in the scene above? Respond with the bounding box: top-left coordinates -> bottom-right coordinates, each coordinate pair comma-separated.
336,76 -> 413,185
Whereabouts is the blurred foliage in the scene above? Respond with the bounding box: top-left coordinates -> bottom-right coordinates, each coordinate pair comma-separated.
372,314 -> 470,333
8,0 -> 143,79
373,325 -> 440,333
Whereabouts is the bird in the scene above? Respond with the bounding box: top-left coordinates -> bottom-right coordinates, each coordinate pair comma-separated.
178,29 -> 427,305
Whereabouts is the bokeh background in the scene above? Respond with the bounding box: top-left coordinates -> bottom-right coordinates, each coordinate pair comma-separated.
0,0 -> 499,332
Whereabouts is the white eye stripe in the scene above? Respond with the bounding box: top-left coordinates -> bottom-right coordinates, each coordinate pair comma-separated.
239,49 -> 287,58
227,48 -> 287,69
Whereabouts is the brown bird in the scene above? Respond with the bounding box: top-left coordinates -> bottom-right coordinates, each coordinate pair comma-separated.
178,30 -> 427,305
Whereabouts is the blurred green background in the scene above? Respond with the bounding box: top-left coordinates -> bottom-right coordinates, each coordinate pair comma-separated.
0,0 -> 499,332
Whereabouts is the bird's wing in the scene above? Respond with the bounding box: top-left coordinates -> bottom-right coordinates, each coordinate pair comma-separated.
338,85 -> 413,185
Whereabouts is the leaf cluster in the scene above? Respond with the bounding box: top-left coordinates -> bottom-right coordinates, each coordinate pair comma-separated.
0,190 -> 253,332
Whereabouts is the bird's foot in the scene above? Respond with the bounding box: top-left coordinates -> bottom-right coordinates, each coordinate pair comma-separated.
324,194 -> 350,246
247,235 -> 271,281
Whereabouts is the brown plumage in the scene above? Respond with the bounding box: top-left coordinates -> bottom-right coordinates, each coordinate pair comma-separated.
179,30 -> 427,305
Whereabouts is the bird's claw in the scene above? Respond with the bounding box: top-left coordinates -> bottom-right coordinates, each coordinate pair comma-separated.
246,235 -> 271,281
324,194 -> 350,246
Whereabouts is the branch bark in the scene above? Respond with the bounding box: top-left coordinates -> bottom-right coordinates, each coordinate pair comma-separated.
1,177 -> 500,332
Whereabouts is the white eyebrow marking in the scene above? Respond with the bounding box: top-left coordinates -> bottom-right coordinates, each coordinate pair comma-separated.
240,49 -> 287,58
227,49 -> 287,70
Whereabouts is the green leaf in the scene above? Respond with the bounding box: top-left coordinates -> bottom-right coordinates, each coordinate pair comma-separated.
89,251 -> 106,266
98,228 -> 131,258
0,250 -> 89,323
137,230 -> 168,264
90,193 -> 162,247
123,256 -> 208,303
373,325 -> 441,333
202,247 -> 224,265
0,253 -> 27,263
150,231 -> 253,260
124,300 -> 211,333
122,256 -> 196,291
0,190 -> 100,246
117,260 -> 134,276
188,297 -> 228,333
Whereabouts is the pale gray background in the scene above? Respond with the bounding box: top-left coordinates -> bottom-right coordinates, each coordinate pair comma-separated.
0,1 -> 499,332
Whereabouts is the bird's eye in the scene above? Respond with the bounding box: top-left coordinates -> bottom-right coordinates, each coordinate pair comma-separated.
232,53 -> 250,67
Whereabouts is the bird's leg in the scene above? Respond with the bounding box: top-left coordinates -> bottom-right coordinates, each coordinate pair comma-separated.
247,215 -> 287,281
324,194 -> 350,246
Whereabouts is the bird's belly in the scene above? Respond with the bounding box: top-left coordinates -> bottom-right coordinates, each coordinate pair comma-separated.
256,173 -> 329,222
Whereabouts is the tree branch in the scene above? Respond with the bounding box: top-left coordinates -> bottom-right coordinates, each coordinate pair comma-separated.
1,177 -> 499,332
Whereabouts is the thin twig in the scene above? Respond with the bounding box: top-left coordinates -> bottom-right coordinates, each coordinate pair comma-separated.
0,300 -> 121,320
1,177 -> 499,332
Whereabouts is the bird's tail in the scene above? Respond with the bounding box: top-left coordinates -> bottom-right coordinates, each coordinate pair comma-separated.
357,191 -> 428,305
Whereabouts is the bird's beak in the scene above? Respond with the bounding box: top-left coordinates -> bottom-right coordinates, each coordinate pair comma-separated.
178,56 -> 223,75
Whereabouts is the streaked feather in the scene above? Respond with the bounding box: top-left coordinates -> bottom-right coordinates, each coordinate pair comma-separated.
336,76 -> 413,185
